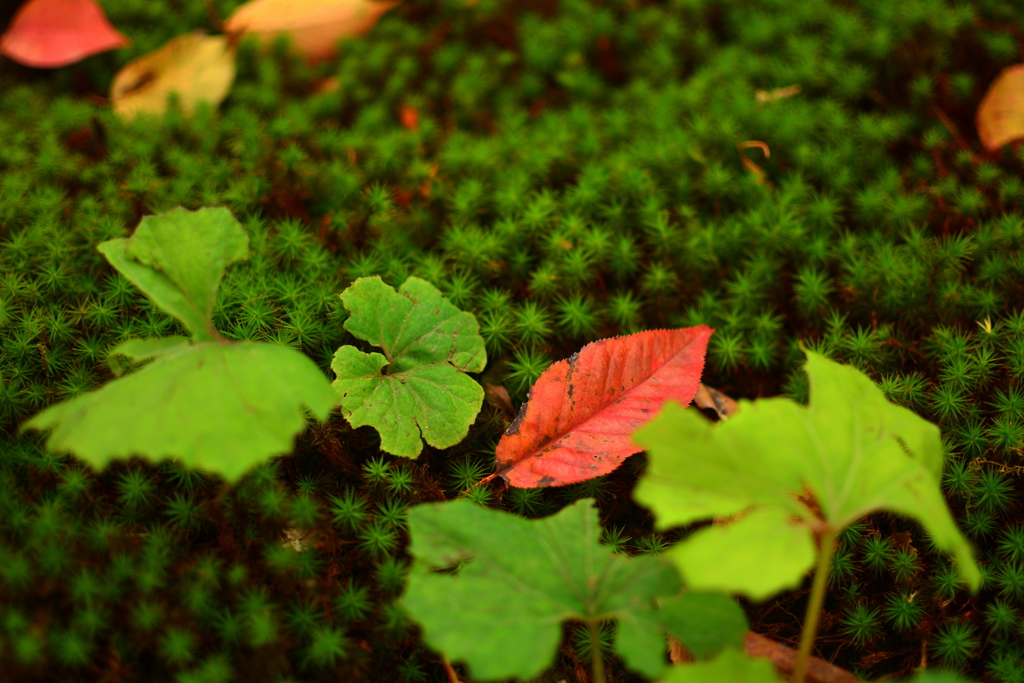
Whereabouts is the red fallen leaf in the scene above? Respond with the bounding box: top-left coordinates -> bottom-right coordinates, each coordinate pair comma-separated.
0,0 -> 129,68
493,326 -> 713,487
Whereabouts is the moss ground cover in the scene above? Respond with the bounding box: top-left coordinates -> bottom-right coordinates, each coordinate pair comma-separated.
2,0 -> 1024,680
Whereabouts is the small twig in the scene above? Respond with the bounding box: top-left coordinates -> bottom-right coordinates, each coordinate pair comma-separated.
472,472 -> 499,489
442,654 -> 462,683
967,458 -> 1024,475
931,105 -> 970,152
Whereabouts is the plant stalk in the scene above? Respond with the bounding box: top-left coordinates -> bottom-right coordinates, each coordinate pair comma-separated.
792,529 -> 837,683
588,620 -> 607,683
202,0 -> 224,32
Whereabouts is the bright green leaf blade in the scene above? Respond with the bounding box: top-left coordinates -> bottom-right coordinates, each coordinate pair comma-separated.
19,341 -> 337,483
668,508 -> 816,600
657,648 -> 784,683
333,276 -> 486,457
797,351 -> 980,591
634,349 -> 981,598
97,206 -> 248,341
801,350 -> 945,517
401,498 -> 680,681
656,591 -> 749,661
633,400 -> 811,528
105,336 -> 192,377
857,440 -> 981,593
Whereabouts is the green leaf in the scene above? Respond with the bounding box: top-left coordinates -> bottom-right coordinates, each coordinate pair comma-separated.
657,648 -> 784,683
18,207 -> 337,484
401,498 -> 680,681
332,276 -> 486,457
98,206 -> 248,342
656,592 -> 749,661
633,349 -> 980,600
669,508 -> 816,600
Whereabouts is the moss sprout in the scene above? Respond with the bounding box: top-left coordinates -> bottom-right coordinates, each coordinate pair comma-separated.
327,489 -> 370,534
970,469 -> 1015,514
361,456 -> 391,488
883,592 -> 925,633
997,525 -> 1024,566
506,487 -> 546,517
840,602 -> 883,647
930,620 -> 979,669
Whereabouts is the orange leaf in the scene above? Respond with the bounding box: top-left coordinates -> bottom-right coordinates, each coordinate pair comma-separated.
977,64 -> 1024,152
109,32 -> 236,120
224,0 -> 403,65
692,383 -> 738,421
494,326 -> 714,488
0,0 -> 129,68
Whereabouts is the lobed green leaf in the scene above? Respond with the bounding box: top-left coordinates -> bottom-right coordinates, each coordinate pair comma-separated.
19,207 -> 337,483
332,276 -> 486,457
633,349 -> 980,600
401,498 -> 683,681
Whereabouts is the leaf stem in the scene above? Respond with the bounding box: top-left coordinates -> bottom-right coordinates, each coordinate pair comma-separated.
203,0 -> 224,32
588,620 -> 607,683
792,529 -> 837,683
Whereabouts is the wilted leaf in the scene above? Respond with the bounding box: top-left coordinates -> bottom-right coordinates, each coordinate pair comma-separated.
0,0 -> 129,68
483,383 -> 515,417
977,65 -> 1024,152
401,498 -> 682,681
494,326 -> 713,487
18,207 -> 337,484
633,349 -> 981,600
109,32 -> 236,120
225,0 -> 402,64
331,276 -> 486,458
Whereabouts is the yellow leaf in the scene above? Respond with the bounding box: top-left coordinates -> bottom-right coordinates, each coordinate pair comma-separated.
225,0 -> 402,64
109,32 -> 236,121
976,64 -> 1024,152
